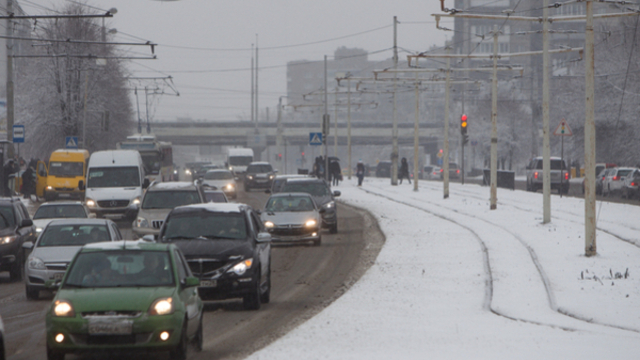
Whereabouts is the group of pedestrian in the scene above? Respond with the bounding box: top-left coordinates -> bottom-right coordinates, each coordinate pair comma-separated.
2,157 -> 36,200
312,156 -> 343,186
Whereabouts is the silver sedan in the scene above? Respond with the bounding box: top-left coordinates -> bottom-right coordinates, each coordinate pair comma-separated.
261,193 -> 323,246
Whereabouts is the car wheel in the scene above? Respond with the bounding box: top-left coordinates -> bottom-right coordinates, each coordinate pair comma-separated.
330,223 -> 338,234
26,285 -> 40,300
260,265 -> 271,304
313,235 -> 322,246
169,322 -> 188,360
46,344 -> 64,360
243,271 -> 261,310
9,249 -> 24,282
192,316 -> 203,352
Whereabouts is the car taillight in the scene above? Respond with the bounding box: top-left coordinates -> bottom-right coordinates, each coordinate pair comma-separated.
565,172 -> 569,180
632,182 -> 637,187
534,171 -> 539,179
440,169 -> 443,173
456,169 -> 460,174
613,176 -> 619,181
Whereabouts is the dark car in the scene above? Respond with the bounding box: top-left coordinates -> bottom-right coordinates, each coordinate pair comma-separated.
244,162 -> 276,191
157,203 -> 272,310
0,197 -> 36,281
280,178 -> 340,233
376,161 -> 392,178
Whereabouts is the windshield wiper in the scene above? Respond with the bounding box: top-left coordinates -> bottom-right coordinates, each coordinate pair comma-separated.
63,283 -> 85,289
197,235 -> 236,240
164,236 -> 196,240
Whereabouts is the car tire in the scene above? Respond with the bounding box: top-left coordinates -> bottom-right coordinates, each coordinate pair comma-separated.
313,236 -> 322,246
26,285 -> 40,300
260,265 -> 271,304
193,316 -> 203,352
330,223 -> 338,234
46,344 -> 64,360
9,249 -> 24,282
243,271 -> 261,311
169,322 -> 188,360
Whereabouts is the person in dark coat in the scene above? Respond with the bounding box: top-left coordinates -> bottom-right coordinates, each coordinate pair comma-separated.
330,160 -> 341,186
3,160 -> 17,196
356,160 -> 365,186
22,164 -> 35,200
399,157 -> 411,184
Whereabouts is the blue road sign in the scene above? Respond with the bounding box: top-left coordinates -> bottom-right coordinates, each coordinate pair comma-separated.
12,125 -> 24,143
65,136 -> 79,149
309,132 -> 323,146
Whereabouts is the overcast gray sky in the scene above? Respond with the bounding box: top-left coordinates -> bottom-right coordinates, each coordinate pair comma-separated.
21,0 -> 450,122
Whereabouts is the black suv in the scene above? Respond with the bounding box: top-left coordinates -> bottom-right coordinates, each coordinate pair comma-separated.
157,203 -> 272,310
244,162 -> 276,191
280,178 -> 340,233
0,198 -> 36,281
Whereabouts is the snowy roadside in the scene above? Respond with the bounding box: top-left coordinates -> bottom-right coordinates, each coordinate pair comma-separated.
247,177 -> 640,360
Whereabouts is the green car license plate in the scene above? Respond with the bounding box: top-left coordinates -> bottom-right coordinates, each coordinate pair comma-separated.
88,319 -> 133,335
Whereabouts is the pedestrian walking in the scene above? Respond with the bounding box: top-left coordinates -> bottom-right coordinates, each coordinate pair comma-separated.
399,157 -> 411,184
21,163 -> 35,200
330,159 -> 341,186
356,160 -> 365,186
3,160 -> 17,196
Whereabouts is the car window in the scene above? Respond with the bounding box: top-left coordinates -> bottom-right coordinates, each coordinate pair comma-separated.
281,182 -> 328,196
164,211 -> 247,240
250,211 -> 263,234
204,191 -> 228,203
38,224 -> 110,247
617,169 -> 633,177
63,250 -> 174,288
0,206 -> 16,228
142,190 -> 201,209
17,203 -> 29,223
34,205 -> 88,219
173,250 -> 188,282
266,196 -> 314,212
48,162 -> 84,177
247,164 -> 273,173
204,171 -> 233,180
110,223 -> 123,240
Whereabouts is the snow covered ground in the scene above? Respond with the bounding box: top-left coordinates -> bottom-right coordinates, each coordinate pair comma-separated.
247,177 -> 640,360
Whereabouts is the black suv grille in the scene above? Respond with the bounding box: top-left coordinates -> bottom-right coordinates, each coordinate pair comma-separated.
187,259 -> 228,277
97,200 -> 129,208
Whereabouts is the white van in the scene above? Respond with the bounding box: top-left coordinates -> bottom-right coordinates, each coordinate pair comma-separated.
226,148 -> 254,177
84,150 -> 150,220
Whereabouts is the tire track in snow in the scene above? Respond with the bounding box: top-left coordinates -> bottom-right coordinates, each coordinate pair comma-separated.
357,185 -> 640,335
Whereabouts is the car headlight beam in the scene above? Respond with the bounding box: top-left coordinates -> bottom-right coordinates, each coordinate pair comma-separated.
228,259 -> 253,276
305,219 -> 317,227
264,221 -> 274,229
85,198 -> 96,207
149,297 -> 174,316
53,300 -> 75,317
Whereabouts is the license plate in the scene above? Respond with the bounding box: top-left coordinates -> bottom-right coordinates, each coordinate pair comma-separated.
88,319 -> 133,335
200,280 -> 217,287
53,273 -> 64,280
257,179 -> 267,183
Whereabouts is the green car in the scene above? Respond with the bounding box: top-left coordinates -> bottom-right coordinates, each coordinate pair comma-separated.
45,241 -> 203,360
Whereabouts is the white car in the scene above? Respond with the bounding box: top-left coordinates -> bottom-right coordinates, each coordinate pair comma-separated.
23,219 -> 122,300
31,201 -> 93,234
261,193 -> 323,246
602,167 -> 637,196
202,169 -> 237,199
422,165 -> 442,180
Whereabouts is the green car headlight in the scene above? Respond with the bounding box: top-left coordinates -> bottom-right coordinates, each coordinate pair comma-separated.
149,297 -> 174,316
53,300 -> 75,317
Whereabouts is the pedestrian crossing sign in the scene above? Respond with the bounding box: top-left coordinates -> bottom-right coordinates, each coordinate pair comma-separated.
65,136 -> 79,149
309,132 -> 323,146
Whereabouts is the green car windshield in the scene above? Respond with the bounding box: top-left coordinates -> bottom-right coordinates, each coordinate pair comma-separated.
63,250 -> 174,288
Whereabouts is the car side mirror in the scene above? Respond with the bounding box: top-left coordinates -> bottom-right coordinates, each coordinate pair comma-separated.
257,232 -> 271,243
142,235 -> 156,242
78,180 -> 85,191
264,189 -> 271,194
88,213 -> 96,219
143,178 -> 150,189
183,276 -> 200,288
21,219 -> 33,227
22,241 -> 34,250
333,191 -> 341,197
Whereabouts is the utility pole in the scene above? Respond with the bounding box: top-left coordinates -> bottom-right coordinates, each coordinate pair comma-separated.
584,0 -> 597,256
6,0 -> 13,156
490,25 -> 499,210
324,55 -> 329,182
255,36 -> 259,124
251,45 -> 254,123
391,16 -> 399,186
347,78 -> 352,180
542,0 -> 551,223
413,71 -> 420,192
443,50 -> 451,198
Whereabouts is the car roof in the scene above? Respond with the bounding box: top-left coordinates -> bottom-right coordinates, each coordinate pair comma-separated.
249,161 -> 271,166
274,174 -> 313,179
285,178 -> 325,184
269,192 -> 314,199
47,218 -> 113,226
38,201 -> 85,207
81,240 -> 173,252
172,202 -> 246,214
205,169 -> 232,173
531,156 -> 564,160
147,181 -> 199,191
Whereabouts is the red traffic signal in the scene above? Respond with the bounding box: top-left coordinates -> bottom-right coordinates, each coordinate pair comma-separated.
460,114 -> 468,128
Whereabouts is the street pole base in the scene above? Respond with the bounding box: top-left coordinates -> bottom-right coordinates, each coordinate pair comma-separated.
490,204 -> 497,210
444,194 -> 449,199
585,246 -> 597,257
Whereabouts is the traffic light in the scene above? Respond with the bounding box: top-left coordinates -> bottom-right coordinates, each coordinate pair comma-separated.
460,114 -> 468,135
275,153 -> 282,161
463,134 -> 469,145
